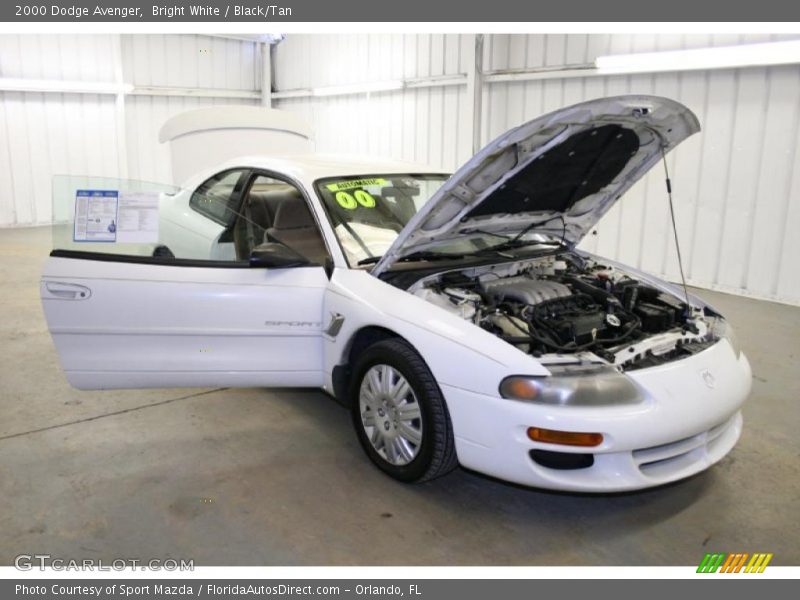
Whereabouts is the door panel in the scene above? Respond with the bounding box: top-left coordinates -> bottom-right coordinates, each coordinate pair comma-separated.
41,256 -> 328,390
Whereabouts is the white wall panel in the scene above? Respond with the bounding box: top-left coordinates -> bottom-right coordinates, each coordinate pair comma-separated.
0,91 -> 120,225
0,35 -> 124,224
0,34 -> 261,226
273,33 -> 800,304
0,34 -> 118,81
120,34 -> 259,91
120,34 -> 261,185
274,34 -> 473,171
277,86 -> 470,172
273,34 -> 466,91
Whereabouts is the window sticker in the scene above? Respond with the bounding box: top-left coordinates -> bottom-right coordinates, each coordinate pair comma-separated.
335,191 -> 358,209
354,189 -> 376,208
73,190 -> 118,242
116,191 -> 160,243
334,190 -> 377,210
325,178 -> 387,192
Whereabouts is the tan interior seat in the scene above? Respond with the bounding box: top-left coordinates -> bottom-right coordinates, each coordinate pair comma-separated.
264,193 -> 329,265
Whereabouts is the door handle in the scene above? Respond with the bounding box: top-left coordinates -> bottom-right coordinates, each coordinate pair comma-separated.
44,281 -> 91,300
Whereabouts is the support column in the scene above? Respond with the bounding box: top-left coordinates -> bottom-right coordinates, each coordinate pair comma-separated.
112,34 -> 129,179
261,42 -> 272,107
465,34 -> 485,154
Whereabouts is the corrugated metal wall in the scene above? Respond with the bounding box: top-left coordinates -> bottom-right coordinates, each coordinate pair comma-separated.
273,34 -> 800,304
0,34 -> 261,226
120,35 -> 260,184
274,35 -> 475,170
0,35 -> 119,227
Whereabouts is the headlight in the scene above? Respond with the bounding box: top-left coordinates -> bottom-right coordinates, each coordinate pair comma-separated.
709,318 -> 741,358
499,363 -> 644,406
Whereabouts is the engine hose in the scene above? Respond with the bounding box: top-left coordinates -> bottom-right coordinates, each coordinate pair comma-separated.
560,275 -> 620,305
492,309 -> 576,351
501,318 -> 641,353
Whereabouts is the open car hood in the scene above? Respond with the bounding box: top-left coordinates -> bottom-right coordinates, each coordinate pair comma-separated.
371,95 -> 699,276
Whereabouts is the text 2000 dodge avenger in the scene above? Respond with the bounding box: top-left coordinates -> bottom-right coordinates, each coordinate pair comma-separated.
41,96 -> 751,492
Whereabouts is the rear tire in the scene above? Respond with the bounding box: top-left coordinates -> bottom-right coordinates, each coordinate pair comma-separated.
350,338 -> 458,483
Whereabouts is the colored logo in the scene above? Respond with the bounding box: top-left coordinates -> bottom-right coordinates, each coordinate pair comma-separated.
697,552 -> 773,573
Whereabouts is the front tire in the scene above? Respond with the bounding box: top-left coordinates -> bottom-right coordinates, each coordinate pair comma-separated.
350,338 -> 458,483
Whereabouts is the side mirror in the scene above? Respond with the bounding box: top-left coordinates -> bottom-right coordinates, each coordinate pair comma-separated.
249,242 -> 310,268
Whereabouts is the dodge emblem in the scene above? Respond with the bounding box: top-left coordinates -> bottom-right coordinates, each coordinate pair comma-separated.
701,369 -> 716,389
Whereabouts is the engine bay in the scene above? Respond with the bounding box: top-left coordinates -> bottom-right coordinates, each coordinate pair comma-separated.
410,252 -> 720,371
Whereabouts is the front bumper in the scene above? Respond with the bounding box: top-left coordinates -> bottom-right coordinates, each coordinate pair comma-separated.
443,339 -> 751,492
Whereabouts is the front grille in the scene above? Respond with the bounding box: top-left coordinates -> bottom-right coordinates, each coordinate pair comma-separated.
632,414 -> 736,478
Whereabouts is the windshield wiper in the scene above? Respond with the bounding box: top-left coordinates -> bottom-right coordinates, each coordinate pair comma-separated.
358,251 -> 465,266
472,238 -> 567,255
399,250 -> 465,262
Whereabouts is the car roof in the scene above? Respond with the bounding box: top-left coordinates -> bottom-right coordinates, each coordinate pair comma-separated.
209,153 -> 450,182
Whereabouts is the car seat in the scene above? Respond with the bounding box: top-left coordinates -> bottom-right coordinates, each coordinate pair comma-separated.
265,194 -> 329,265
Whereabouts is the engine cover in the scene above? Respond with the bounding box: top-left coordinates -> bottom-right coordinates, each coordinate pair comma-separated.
530,294 -> 609,345
482,277 -> 571,305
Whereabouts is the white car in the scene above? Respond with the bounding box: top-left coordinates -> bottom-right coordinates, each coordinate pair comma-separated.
41,95 -> 751,492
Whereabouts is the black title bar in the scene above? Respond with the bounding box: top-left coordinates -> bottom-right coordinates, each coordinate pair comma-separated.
2,0 -> 800,22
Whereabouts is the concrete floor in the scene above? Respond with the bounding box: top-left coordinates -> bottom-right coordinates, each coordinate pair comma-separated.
1,225 -> 798,566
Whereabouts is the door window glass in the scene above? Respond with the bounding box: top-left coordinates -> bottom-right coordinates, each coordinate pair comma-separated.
50,175 -> 245,265
189,169 -> 247,225
234,175 -> 330,265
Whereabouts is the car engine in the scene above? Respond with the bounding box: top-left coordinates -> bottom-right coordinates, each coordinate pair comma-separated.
410,253 -> 718,370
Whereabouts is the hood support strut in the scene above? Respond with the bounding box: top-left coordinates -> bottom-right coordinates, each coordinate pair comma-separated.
660,146 -> 692,315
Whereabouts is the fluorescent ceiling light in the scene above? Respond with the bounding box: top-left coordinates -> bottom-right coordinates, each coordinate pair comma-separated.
312,80 -> 404,97
0,78 -> 133,95
595,40 -> 800,75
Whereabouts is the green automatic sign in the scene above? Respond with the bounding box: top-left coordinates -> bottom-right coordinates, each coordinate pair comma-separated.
325,178 -> 387,192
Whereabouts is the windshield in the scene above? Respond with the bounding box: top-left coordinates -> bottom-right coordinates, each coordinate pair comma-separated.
316,173 -> 566,267
315,174 -> 448,265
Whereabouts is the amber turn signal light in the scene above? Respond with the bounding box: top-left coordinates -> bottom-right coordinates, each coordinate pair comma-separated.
527,427 -> 604,447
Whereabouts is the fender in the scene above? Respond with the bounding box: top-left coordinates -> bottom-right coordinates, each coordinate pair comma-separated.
322,268 -> 549,398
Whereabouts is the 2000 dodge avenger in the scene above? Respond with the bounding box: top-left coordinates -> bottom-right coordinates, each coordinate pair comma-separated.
41,96 -> 751,492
